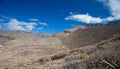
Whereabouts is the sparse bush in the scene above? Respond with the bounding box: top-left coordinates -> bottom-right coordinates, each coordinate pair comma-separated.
37,57 -> 51,64
51,53 -> 67,60
84,43 -> 120,69
55,41 -> 120,69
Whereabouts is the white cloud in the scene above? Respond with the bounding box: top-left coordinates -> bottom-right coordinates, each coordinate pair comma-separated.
39,22 -> 48,26
5,19 -> 37,31
65,0 -> 120,24
65,13 -> 115,24
37,27 -> 43,30
103,16 -> 115,22
29,18 -> 39,21
65,13 -> 103,24
0,16 -> 48,31
99,0 -> 120,20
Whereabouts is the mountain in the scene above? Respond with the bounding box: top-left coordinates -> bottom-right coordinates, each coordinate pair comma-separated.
107,20 -> 120,25
33,24 -> 120,69
0,30 -> 65,69
56,25 -> 88,39
0,24 -> 120,69
61,25 -> 120,49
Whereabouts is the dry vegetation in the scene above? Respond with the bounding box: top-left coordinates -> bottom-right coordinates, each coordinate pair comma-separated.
61,25 -> 120,49
0,25 -> 120,69
31,35 -> 120,69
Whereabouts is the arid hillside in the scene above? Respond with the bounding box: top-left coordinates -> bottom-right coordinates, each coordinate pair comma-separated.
0,24 -> 120,69
0,30 -> 66,69
60,25 -> 120,49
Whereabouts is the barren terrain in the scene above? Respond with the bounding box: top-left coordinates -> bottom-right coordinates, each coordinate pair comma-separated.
0,25 -> 120,69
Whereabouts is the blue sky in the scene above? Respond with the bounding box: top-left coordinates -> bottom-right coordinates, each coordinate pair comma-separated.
0,0 -> 120,33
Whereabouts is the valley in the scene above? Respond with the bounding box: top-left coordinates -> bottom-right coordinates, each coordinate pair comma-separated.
0,25 -> 120,69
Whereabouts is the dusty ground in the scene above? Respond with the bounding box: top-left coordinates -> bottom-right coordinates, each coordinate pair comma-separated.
0,33 -> 67,68
0,25 -> 120,69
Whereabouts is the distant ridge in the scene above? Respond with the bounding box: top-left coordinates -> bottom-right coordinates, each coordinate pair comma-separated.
107,20 -> 120,25
81,20 -> 120,27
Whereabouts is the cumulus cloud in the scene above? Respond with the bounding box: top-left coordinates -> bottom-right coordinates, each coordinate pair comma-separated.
0,15 -> 48,31
65,13 -> 103,23
99,0 -> 120,19
65,13 -> 115,24
103,16 -> 115,22
39,22 -> 48,26
29,18 -> 39,21
65,0 -> 120,24
3,19 -> 37,31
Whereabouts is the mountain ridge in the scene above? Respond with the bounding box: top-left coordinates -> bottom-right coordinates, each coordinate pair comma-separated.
0,21 -> 120,69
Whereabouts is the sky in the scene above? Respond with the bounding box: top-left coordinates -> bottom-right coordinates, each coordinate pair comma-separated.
0,0 -> 120,33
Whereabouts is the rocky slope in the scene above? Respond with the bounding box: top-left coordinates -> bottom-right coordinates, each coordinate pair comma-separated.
0,24 -> 120,69
61,25 -> 120,49
0,30 -> 66,69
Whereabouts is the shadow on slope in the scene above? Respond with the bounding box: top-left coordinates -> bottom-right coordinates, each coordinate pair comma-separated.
61,25 -> 120,49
